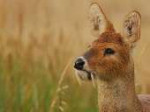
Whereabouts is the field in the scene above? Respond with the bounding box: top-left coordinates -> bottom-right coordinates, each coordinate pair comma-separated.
0,0 -> 150,112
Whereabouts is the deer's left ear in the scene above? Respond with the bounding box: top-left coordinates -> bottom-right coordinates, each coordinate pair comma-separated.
122,11 -> 141,47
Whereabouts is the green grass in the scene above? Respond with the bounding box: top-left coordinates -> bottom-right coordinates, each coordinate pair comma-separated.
0,56 -> 98,112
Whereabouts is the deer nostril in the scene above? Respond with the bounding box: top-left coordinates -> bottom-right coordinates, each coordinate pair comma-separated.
74,58 -> 85,70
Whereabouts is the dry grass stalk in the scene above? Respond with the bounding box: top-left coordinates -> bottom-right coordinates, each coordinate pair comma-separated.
49,59 -> 72,112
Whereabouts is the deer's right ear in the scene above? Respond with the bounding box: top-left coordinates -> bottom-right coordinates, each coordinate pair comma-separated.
89,3 -> 108,37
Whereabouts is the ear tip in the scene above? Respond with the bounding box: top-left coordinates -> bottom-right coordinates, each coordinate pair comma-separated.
90,2 -> 98,6
129,10 -> 141,18
90,3 -> 100,10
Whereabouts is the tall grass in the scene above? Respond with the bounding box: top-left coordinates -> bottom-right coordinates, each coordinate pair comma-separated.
0,0 -> 149,112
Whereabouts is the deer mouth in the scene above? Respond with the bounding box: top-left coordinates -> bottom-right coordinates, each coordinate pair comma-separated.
75,69 -> 95,81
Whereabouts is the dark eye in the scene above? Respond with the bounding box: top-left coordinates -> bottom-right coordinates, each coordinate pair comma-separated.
104,48 -> 115,56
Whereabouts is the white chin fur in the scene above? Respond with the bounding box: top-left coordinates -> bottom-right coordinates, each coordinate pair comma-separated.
75,70 -> 89,80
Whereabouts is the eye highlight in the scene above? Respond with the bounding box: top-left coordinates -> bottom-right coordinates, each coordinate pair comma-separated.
104,48 -> 115,56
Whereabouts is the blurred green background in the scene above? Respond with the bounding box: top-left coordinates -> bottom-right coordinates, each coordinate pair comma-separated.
0,0 -> 149,111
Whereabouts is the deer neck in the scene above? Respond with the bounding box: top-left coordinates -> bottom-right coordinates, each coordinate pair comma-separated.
97,70 -> 143,112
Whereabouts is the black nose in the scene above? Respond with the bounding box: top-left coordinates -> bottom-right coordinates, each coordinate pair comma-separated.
74,58 -> 85,70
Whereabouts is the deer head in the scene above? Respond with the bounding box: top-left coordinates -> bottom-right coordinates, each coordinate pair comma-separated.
74,3 -> 141,81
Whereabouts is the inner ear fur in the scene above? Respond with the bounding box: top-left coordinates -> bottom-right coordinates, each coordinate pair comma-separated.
89,3 -> 115,37
122,11 -> 141,47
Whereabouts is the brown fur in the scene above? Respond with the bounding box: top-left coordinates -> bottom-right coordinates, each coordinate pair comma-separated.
83,27 -> 150,112
84,32 -> 130,81
76,2 -> 150,112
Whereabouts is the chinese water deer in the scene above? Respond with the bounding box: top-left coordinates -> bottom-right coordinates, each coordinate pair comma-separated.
74,2 -> 150,112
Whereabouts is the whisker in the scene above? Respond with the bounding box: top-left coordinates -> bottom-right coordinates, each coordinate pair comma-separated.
75,70 -> 82,85
91,73 -> 96,88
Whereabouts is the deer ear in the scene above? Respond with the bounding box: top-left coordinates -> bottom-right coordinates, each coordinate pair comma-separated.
89,3 -> 108,37
122,11 -> 141,47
